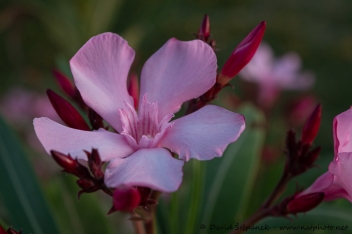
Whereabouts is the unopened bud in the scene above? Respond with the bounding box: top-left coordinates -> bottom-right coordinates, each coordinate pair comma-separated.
218,21 -> 266,85
128,73 -> 139,110
51,151 -> 91,178
47,89 -> 90,131
113,186 -> 141,212
86,149 -> 104,180
287,192 -> 324,214
301,104 -> 322,145
198,14 -> 210,41
52,69 -> 76,98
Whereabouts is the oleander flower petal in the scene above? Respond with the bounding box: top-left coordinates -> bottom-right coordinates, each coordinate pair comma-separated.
70,33 -> 135,132
34,117 -> 134,161
333,107 -> 352,155
139,38 -> 217,120
159,105 -> 245,161
104,148 -> 184,192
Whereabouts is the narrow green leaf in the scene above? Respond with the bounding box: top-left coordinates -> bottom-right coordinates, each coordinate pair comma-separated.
252,205 -> 352,234
201,103 -> 265,232
0,116 -> 59,234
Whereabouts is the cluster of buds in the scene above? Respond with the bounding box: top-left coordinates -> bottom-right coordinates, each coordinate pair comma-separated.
285,104 -> 322,177
51,149 -> 108,198
50,71 -> 105,131
52,149 -> 157,216
0,226 -> 22,234
254,104 -> 323,223
187,15 -> 266,114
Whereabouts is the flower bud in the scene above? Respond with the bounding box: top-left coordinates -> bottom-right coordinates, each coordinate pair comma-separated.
52,69 -> 76,98
86,149 -> 104,180
198,14 -> 210,41
128,73 -> 139,110
47,89 -> 90,131
287,192 -> 324,214
301,104 -> 322,145
218,21 -> 266,85
51,150 -> 91,178
113,186 -> 141,212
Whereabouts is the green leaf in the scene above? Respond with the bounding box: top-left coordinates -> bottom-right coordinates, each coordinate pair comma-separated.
252,205 -> 352,234
0,116 -> 60,234
201,103 -> 266,233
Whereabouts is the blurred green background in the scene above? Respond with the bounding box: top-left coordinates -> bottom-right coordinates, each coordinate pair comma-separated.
1,0 -> 352,233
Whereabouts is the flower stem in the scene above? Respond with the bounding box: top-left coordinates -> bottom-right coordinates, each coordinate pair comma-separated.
133,221 -> 146,234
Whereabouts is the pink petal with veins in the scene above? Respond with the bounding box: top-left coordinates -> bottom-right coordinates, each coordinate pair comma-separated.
105,148 -> 184,192
159,105 -> 245,161
34,117 -> 134,161
139,38 -> 217,121
70,33 -> 134,132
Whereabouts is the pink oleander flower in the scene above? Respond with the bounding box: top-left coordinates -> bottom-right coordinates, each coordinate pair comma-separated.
240,43 -> 315,108
34,33 -> 245,192
300,107 -> 352,201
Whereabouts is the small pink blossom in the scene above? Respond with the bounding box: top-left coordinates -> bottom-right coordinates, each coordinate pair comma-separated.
240,43 -> 315,108
300,107 -> 352,202
34,33 -> 245,192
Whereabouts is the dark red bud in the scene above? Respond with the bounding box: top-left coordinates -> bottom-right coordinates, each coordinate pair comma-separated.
287,192 -> 324,214
219,21 -> 266,85
86,149 -> 104,180
301,104 -> 322,145
128,73 -> 139,110
51,150 -> 78,172
47,89 -> 90,131
76,178 -> 96,190
6,228 -> 22,234
198,14 -> 210,41
52,69 -> 76,98
113,186 -> 141,212
51,150 -> 91,178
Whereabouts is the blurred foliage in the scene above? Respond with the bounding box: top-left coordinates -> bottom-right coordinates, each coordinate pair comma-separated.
1,0 -> 352,233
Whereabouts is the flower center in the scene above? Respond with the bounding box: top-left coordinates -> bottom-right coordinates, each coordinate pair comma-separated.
118,96 -> 173,149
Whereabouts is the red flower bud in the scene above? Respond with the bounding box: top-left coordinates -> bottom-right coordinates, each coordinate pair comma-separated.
128,73 -> 139,110
198,14 -> 210,41
52,69 -> 76,98
301,104 -> 322,145
47,89 -> 90,131
113,186 -> 141,212
218,21 -> 266,85
86,149 -> 104,180
287,192 -> 324,214
51,150 -> 91,178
